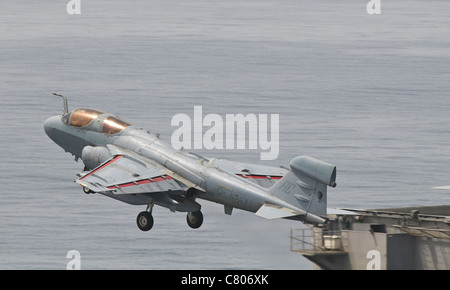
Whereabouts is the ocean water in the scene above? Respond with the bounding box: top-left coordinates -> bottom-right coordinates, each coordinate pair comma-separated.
1,0 -> 449,269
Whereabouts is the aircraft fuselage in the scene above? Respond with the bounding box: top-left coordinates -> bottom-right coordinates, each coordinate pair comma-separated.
45,99 -> 336,231
45,113 -> 294,215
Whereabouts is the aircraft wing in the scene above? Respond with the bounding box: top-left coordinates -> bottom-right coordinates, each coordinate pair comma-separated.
76,145 -> 196,195
211,158 -> 288,188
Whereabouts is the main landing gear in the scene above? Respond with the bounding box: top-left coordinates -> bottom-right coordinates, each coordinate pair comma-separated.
135,204 -> 204,232
137,211 -> 154,231
137,203 -> 154,231
81,187 -> 204,232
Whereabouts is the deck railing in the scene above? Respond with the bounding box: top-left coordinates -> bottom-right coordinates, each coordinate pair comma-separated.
290,227 -> 347,254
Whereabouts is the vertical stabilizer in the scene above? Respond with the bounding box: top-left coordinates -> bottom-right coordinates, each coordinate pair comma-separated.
268,156 -> 336,222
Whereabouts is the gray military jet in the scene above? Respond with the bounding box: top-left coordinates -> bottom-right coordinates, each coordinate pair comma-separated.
44,94 -> 337,231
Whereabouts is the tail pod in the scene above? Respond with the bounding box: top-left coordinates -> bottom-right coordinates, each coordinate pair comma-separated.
267,156 -> 336,223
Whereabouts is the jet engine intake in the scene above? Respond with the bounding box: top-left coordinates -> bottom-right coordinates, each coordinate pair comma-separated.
81,146 -> 112,170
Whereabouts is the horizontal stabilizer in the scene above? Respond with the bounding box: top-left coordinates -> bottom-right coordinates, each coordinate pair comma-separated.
255,203 -> 303,219
256,203 -> 326,223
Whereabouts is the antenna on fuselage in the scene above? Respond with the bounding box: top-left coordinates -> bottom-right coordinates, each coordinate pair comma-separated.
52,93 -> 68,115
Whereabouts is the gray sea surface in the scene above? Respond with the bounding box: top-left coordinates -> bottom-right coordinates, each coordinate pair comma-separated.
1,0 -> 449,269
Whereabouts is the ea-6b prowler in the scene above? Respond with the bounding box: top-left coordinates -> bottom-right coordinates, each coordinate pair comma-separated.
44,94 -> 337,231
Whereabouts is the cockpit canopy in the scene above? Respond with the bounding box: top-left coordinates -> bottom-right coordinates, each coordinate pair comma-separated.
62,108 -> 131,135
68,108 -> 103,127
103,115 -> 131,135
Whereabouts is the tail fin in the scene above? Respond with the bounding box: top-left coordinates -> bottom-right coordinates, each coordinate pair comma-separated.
267,156 -> 336,223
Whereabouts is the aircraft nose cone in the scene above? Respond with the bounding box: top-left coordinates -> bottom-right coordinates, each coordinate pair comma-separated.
44,116 -> 61,139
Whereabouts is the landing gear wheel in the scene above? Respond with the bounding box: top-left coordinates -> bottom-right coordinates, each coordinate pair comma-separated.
137,211 -> 154,231
187,211 -> 203,229
82,186 -> 94,194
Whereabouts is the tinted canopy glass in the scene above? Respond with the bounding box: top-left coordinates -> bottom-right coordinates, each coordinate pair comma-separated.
70,108 -> 104,127
102,116 -> 131,134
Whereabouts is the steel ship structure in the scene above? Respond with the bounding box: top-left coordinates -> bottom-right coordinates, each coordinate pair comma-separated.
290,205 -> 450,270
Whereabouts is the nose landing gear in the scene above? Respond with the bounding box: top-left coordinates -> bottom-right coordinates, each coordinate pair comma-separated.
82,186 -> 94,194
